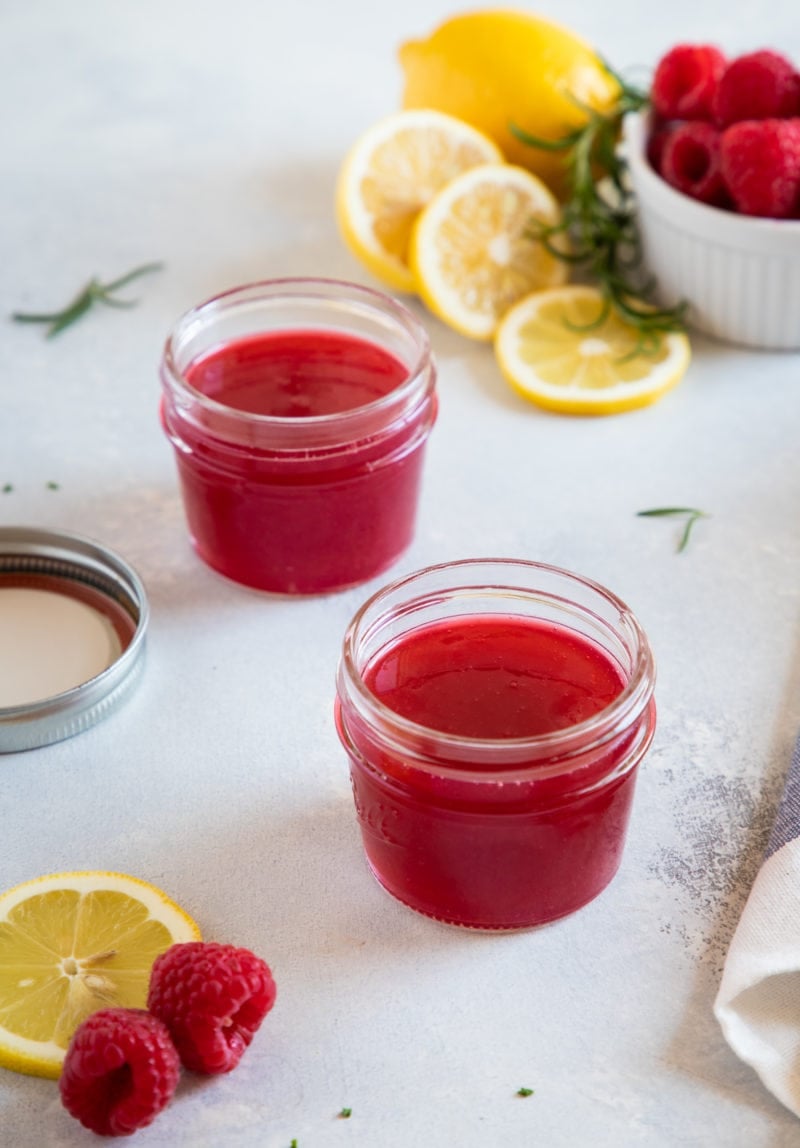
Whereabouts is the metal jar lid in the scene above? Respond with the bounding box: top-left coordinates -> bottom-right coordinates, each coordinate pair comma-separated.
0,527 -> 149,752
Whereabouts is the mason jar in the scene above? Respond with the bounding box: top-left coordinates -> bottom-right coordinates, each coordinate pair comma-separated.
336,558 -> 657,929
160,278 -> 437,594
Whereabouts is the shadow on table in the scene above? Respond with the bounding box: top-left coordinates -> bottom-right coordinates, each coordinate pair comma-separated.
51,479 -> 357,619
663,962 -> 800,1145
182,791 -> 509,967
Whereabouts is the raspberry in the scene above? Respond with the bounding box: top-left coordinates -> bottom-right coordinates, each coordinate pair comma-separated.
659,121 -> 729,206
651,44 -> 727,120
147,942 -> 276,1074
720,118 -> 800,218
713,50 -> 800,127
59,1009 -> 180,1137
645,120 -> 676,174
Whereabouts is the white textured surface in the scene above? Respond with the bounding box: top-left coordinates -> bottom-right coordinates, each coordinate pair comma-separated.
2,2 -> 800,1145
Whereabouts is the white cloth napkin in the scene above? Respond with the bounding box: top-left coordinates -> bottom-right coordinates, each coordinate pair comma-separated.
714,735 -> 800,1117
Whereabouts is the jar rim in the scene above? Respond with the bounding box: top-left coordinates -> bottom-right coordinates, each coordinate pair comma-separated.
160,277 -> 434,438
337,557 -> 657,780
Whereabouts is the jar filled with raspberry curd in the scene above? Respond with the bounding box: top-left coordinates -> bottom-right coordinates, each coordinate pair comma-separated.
160,279 -> 437,594
335,559 -> 657,929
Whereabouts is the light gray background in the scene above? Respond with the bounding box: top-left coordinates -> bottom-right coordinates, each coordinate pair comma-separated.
2,2 -> 800,1144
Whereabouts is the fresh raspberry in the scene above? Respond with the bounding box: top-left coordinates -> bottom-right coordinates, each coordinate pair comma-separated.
713,50 -> 800,127
147,942 -> 277,1074
720,118 -> 800,218
646,120 -> 676,175
59,1009 -> 180,1137
651,44 -> 727,120
660,121 -> 729,206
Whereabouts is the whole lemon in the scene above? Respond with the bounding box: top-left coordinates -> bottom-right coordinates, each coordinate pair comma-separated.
398,9 -> 620,200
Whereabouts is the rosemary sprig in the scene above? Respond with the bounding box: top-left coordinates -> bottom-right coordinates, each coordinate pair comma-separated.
637,507 -> 709,552
12,261 -> 163,338
511,63 -> 686,342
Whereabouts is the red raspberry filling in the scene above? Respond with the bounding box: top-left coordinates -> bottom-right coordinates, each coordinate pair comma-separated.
148,941 -> 277,1074
59,1009 -> 180,1138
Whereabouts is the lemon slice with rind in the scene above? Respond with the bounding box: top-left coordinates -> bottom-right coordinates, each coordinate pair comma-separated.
336,109 -> 503,293
0,871 -> 200,1078
495,285 -> 691,415
409,163 -> 568,339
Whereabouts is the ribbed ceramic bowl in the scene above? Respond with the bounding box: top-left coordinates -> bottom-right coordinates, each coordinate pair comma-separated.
624,112 -> 800,350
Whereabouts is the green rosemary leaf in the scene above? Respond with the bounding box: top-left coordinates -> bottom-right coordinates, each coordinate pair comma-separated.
101,261 -> 164,293
677,516 -> 701,552
596,55 -> 635,95
516,1087 -> 535,1097
338,1107 -> 352,1118
44,288 -> 95,338
509,123 -> 581,152
562,297 -> 610,334
12,262 -> 163,337
514,61 -> 687,337
525,227 -> 588,265
11,309 -> 71,323
637,507 -> 709,553
97,294 -> 141,310
636,507 -> 704,518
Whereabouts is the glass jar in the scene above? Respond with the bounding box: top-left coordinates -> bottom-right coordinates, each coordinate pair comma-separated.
335,559 -> 657,929
160,279 -> 437,594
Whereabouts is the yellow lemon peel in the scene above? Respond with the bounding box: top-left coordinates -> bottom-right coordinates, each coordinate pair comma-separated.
410,163 -> 568,340
494,285 -> 691,415
336,109 -> 503,292
399,10 -> 620,199
0,871 -> 200,1078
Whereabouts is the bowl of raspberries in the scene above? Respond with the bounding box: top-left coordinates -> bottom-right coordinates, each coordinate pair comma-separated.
624,43 -> 800,349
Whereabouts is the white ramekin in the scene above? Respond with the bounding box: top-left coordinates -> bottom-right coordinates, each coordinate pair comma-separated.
623,112 -> 800,350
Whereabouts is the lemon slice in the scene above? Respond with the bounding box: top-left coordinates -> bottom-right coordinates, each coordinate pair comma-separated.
336,109 -> 503,293
495,285 -> 691,415
0,871 -> 200,1078
409,163 -> 568,339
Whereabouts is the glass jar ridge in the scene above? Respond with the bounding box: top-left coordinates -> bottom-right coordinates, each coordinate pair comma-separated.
160,277 -> 436,456
338,558 -> 656,782
159,278 -> 437,594
335,558 -> 657,929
